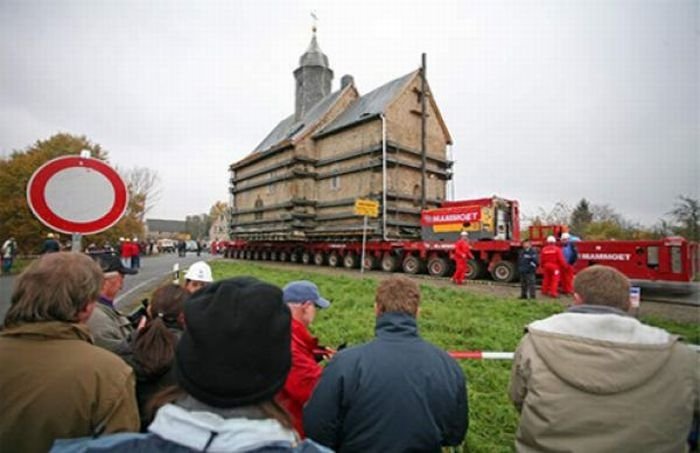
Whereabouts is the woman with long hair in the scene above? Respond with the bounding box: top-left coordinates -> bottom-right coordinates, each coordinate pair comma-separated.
122,283 -> 189,430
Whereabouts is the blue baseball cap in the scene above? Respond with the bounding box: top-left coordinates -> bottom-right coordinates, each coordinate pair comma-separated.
282,280 -> 330,309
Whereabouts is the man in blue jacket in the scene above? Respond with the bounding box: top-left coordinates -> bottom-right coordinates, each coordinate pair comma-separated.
304,275 -> 468,453
518,239 -> 539,299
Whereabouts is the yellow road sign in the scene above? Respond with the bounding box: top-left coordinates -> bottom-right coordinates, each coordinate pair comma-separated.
354,199 -> 379,217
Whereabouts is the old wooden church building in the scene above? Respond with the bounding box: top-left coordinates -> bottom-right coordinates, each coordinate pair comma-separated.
229,31 -> 453,240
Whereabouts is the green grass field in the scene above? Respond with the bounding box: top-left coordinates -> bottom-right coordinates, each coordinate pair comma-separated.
211,261 -> 698,452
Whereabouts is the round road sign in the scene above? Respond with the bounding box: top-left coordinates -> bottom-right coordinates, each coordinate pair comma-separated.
27,155 -> 129,235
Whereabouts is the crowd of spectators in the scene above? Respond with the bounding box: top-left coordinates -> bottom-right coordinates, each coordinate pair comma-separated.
0,252 -> 696,452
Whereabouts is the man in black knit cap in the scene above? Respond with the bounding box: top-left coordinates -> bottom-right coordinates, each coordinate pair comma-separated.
51,277 -> 332,452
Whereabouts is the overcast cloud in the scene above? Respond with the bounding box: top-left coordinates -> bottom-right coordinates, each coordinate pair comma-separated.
1,0 -> 697,226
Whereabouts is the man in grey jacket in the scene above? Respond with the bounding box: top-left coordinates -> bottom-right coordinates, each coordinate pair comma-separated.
509,265 -> 698,453
86,253 -> 137,353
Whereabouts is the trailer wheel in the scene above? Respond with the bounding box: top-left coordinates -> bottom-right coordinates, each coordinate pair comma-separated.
243,250 -> 251,260
363,255 -> 379,271
402,255 -> 424,274
343,253 -> 358,268
290,252 -> 299,263
491,261 -> 518,283
261,251 -> 269,260
381,253 -> 400,272
279,251 -> 288,262
253,251 -> 261,260
467,259 -> 486,280
327,252 -> 340,267
427,257 -> 450,277
313,252 -> 326,266
270,251 -> 278,261
301,252 -> 312,265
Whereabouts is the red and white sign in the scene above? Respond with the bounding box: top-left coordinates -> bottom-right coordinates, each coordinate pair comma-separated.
27,155 -> 128,235
420,205 -> 481,226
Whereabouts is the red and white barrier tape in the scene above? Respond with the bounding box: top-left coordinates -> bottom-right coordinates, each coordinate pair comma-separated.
449,351 -> 515,360
449,344 -> 699,360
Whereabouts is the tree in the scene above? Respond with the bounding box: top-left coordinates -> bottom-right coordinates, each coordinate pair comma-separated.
185,214 -> 211,240
569,199 -> 593,236
119,166 -> 161,221
668,195 -> 700,241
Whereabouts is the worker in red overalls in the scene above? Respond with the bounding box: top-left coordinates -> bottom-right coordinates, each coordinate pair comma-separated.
540,235 -> 567,297
452,231 -> 474,285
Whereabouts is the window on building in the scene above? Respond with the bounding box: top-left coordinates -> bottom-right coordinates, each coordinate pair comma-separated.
267,173 -> 275,194
413,184 -> 421,207
330,169 -> 340,191
255,197 -> 264,220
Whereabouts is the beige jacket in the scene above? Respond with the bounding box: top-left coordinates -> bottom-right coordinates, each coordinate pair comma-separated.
86,300 -> 133,353
0,322 -> 139,453
510,310 -> 698,453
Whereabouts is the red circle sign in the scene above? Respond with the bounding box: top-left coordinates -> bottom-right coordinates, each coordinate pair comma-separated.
27,155 -> 129,235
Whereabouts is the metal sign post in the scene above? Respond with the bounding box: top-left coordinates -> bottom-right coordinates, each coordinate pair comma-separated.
354,199 -> 379,275
71,233 -> 82,252
360,215 -> 368,275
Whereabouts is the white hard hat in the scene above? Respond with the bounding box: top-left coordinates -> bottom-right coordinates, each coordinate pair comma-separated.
561,232 -> 570,240
546,235 -> 556,243
119,237 -> 125,241
185,261 -> 213,283
460,231 -> 469,236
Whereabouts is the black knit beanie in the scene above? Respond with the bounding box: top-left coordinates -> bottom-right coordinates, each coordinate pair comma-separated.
175,276 -> 291,408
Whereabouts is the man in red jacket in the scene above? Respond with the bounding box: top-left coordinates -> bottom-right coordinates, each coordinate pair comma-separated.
540,235 -> 567,297
277,280 -> 332,438
452,231 -> 474,285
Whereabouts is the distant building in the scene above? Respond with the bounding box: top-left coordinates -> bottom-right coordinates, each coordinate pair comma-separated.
209,212 -> 230,242
229,29 -> 452,241
145,219 -> 186,240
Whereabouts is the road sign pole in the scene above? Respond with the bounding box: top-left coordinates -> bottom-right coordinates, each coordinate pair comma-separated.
361,215 -> 368,275
71,233 -> 82,252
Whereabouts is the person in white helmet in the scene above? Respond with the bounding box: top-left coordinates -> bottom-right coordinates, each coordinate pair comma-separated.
183,261 -> 213,293
559,232 -> 578,295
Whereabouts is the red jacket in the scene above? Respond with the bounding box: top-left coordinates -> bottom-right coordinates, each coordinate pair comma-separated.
540,244 -> 566,269
454,238 -> 474,260
277,318 -> 323,438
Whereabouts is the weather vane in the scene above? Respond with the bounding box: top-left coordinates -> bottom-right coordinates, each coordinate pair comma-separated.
311,11 -> 318,33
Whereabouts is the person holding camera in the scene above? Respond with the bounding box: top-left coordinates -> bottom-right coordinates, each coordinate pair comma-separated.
277,280 -> 333,438
86,254 -> 138,353
119,284 -> 189,431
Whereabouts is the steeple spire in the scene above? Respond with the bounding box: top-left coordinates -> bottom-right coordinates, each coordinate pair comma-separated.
294,19 -> 333,120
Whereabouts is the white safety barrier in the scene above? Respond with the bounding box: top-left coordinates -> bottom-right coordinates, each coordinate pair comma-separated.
449,351 -> 515,360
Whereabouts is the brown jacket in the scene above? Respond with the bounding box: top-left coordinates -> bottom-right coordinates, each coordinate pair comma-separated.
510,308 -> 698,453
0,321 -> 139,453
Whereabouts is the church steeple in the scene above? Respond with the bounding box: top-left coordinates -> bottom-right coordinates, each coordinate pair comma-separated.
294,26 -> 333,121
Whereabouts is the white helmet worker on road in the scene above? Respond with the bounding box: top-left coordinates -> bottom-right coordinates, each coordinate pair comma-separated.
546,236 -> 556,243
184,261 -> 213,294
561,232 -> 571,241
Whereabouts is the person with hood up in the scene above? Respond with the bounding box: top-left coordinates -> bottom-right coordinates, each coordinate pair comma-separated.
509,265 -> 698,452
51,276 -> 331,453
539,235 -> 566,298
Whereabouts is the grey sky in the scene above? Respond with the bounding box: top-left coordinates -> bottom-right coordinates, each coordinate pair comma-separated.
1,0 -> 697,226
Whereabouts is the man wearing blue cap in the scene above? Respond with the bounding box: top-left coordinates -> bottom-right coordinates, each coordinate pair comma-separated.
277,280 -> 332,438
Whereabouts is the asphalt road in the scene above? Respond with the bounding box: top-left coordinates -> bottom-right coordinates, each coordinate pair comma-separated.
0,253 -> 212,321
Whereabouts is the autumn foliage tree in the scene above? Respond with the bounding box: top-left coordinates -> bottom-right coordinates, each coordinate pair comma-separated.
0,133 -> 157,253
